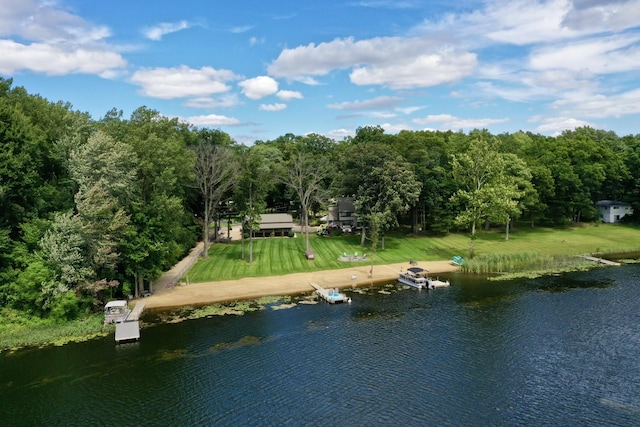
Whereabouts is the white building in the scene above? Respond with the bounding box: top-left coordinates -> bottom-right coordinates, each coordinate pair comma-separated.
595,200 -> 633,223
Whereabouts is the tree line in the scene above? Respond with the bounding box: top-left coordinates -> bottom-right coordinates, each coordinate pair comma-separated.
1,78 -> 639,321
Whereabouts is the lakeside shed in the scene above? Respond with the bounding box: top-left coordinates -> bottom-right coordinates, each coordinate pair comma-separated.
256,213 -> 294,237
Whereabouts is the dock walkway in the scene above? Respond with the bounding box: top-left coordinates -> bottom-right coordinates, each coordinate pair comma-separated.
580,256 -> 621,266
126,301 -> 146,322
115,301 -> 147,343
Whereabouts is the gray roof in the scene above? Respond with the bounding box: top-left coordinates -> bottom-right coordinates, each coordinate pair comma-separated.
596,200 -> 631,207
259,213 -> 293,229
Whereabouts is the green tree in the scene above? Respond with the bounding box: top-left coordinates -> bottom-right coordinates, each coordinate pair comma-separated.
99,107 -> 197,297
450,131 -> 524,256
338,141 -> 421,249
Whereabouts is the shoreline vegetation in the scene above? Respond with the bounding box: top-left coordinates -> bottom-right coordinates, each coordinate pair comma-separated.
2,223 -> 639,353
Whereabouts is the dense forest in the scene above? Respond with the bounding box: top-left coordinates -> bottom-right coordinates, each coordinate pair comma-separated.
2,77 -> 640,322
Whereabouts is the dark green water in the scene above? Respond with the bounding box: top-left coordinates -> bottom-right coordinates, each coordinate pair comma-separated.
2,266 -> 640,426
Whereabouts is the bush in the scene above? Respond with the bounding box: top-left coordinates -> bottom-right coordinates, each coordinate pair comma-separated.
49,290 -> 80,321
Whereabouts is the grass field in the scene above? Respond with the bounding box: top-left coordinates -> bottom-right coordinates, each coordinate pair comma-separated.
187,223 -> 640,283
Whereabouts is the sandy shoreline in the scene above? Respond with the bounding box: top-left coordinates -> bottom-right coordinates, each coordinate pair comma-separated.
143,260 -> 459,310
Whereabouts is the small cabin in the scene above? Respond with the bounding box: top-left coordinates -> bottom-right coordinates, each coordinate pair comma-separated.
104,300 -> 131,324
256,213 -> 294,237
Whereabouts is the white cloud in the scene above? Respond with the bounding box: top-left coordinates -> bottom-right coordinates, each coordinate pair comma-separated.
562,0 -> 640,32
0,39 -> 126,75
0,0 -> 126,76
326,128 -> 355,139
327,95 -> 405,110
238,76 -> 278,99
415,0 -> 582,46
183,114 -> 242,126
0,0 -> 112,43
350,50 -> 477,89
143,21 -> 190,41
413,113 -> 509,130
380,122 -> 410,133
276,90 -> 303,100
259,103 -> 287,111
397,106 -> 424,114
183,94 -> 240,108
231,25 -> 253,34
249,36 -> 265,46
268,36 -> 476,89
130,65 -> 238,99
528,34 -> 640,74
530,116 -> 596,134
550,88 -> 640,119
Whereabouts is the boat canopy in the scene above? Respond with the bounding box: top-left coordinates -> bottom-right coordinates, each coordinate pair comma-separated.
407,267 -> 427,275
105,300 -> 128,309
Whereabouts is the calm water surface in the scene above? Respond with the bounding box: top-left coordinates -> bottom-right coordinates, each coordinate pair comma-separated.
2,266 -> 640,426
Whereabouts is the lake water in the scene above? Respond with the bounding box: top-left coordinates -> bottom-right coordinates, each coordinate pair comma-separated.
2,266 -> 640,426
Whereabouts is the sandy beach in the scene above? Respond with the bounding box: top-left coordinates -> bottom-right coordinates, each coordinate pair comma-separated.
144,260 -> 459,310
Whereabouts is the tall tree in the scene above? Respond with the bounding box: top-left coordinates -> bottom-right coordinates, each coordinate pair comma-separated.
234,145 -> 279,263
339,141 -> 421,249
280,151 -> 331,252
450,131 -> 523,257
193,138 -> 237,258
66,131 -> 137,301
100,107 -> 197,297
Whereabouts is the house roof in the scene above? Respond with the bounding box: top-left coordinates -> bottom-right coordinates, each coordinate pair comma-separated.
596,200 -> 631,207
259,213 -> 293,229
338,197 -> 355,211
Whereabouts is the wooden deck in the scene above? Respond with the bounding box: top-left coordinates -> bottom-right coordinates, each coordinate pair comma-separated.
310,283 -> 351,304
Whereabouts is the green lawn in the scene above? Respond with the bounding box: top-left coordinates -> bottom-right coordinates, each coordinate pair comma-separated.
186,223 -> 640,283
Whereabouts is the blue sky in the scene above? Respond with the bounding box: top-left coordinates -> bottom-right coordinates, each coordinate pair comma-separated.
2,0 -> 640,144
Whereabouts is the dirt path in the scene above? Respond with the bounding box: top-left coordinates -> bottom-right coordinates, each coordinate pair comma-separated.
144,259 -> 459,310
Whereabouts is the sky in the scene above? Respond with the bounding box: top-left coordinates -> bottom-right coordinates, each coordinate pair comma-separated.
1,0 -> 640,144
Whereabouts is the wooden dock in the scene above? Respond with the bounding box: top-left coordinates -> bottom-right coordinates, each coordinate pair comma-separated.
310,283 -> 351,304
579,256 -> 621,266
115,301 -> 146,343
126,300 -> 146,321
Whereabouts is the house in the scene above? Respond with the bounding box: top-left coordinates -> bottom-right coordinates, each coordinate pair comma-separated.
595,200 -> 633,223
327,197 -> 358,228
255,213 -> 294,237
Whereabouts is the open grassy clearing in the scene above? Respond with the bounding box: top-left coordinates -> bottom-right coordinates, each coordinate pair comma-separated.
186,223 -> 640,283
